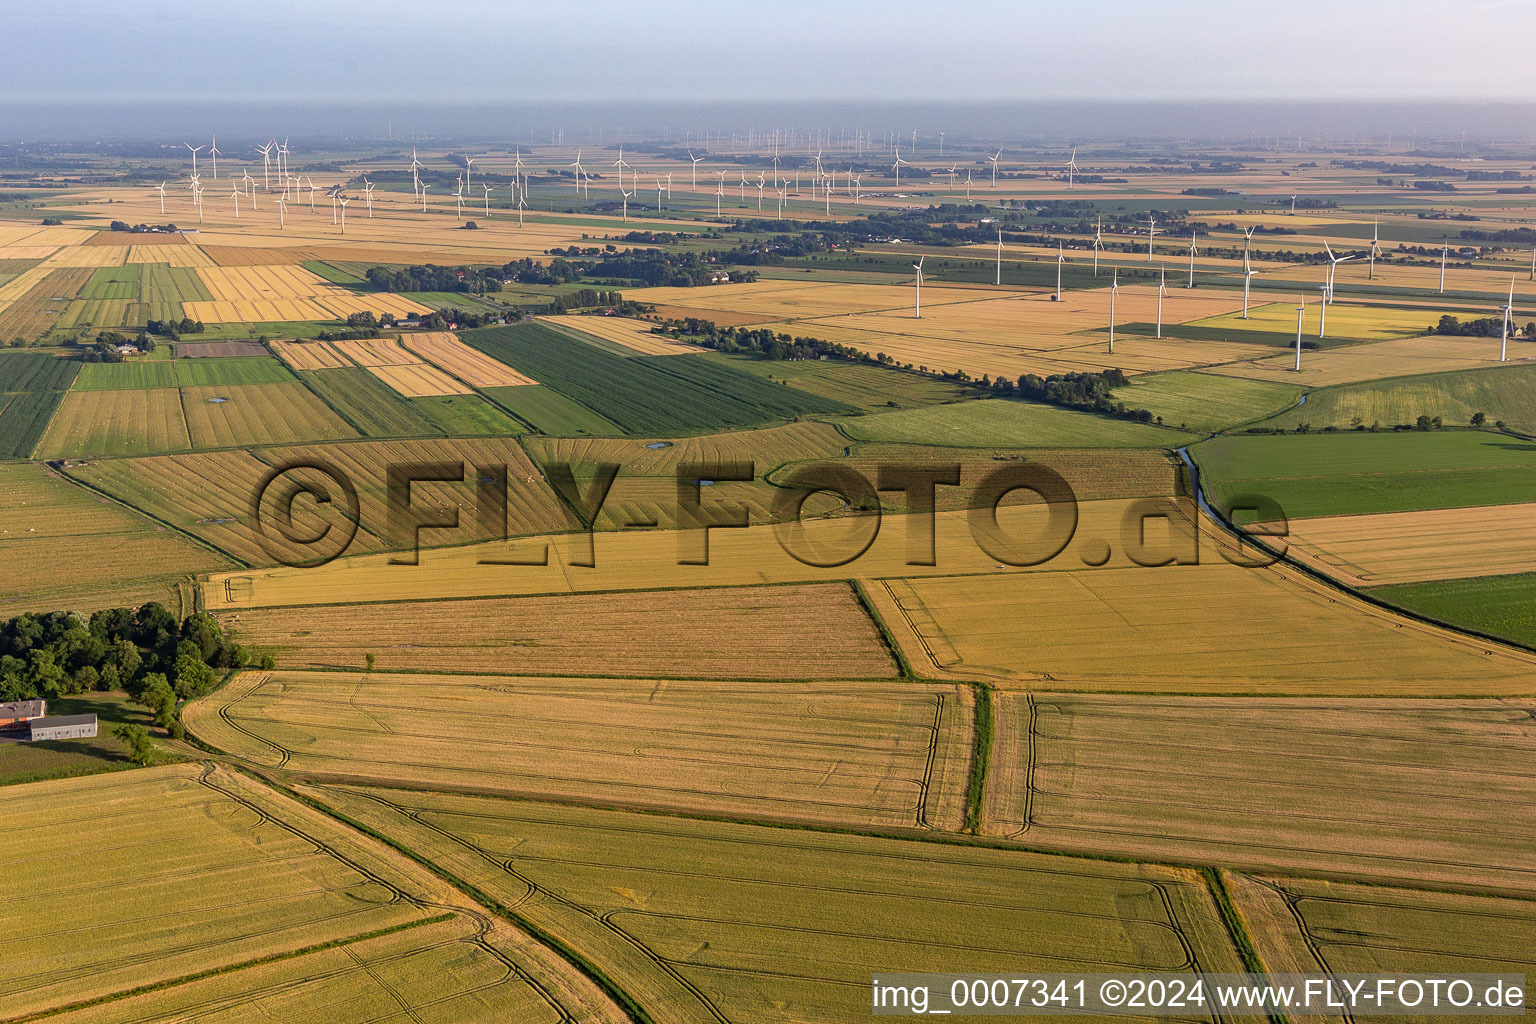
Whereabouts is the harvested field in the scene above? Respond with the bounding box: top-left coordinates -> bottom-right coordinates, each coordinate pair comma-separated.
366,361 -> 473,397
271,338 -> 350,370
86,230 -> 185,246
864,541 -> 1536,694
1229,874 -> 1536,980
181,383 -> 358,447
984,694 -> 1536,892
192,669 -> 962,828
0,268 -> 93,341
402,331 -> 537,385
1276,502 -> 1536,586
220,582 -> 896,678
183,264 -> 430,323
628,279 -> 1008,322
125,243 -> 212,268
557,316 -> 700,354
0,462 -> 228,613
36,387 -> 190,457
175,341 -> 267,358
39,245 -> 127,268
311,787 -> 1249,1024
1192,300 -> 1462,342
0,765 -> 617,1023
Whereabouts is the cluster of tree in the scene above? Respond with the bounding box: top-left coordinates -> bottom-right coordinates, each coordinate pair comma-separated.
1251,412 -> 1493,435
363,264 -> 505,294
144,317 -> 205,338
108,220 -> 180,234
1413,180 -> 1457,192
1002,369 -> 1155,422
75,331 -> 155,362
1271,197 -> 1338,210
41,217 -> 62,226
655,318 -> 875,362
314,325 -> 382,341
343,311 -> 398,329
0,605 -> 257,722
502,256 -> 584,285
1431,314 -> 1514,337
1332,160 -> 1461,176
416,307 -> 510,329
1458,227 -> 1536,244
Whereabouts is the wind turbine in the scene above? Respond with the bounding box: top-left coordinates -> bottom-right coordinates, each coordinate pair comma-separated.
619,178 -> 632,223
852,174 -> 862,204
517,196 -> 526,228
230,185 -> 240,218
1108,268 -> 1119,352
1157,265 -> 1167,338
689,150 -> 703,191
155,181 -> 167,215
656,178 -> 665,211
256,142 -> 273,190
715,182 -> 723,217
208,135 -> 221,180
1055,243 -> 1064,301
1242,225 -> 1255,270
277,196 -> 286,230
988,148 -> 1002,187
738,172 -> 748,205
185,142 -> 204,178
570,150 -> 584,193
338,195 -> 350,235
1187,232 -> 1199,288
464,156 -> 475,190
756,172 -> 765,211
1323,242 -> 1354,302
482,183 -> 493,216
363,178 -> 376,217
1242,253 -> 1256,320
1368,221 -> 1381,279
1092,216 -> 1104,275
964,169 -> 973,199
911,256 -> 924,317
420,182 -> 431,212
1440,242 -> 1448,294
1318,284 -> 1330,338
1289,194 -> 1297,215
891,141 -> 907,187
454,178 -> 464,219
409,147 -> 423,196
1293,296 -> 1306,371
995,228 -> 1003,286
1065,148 -> 1079,189
1501,276 -> 1514,362
242,170 -> 255,201
1146,214 -> 1156,261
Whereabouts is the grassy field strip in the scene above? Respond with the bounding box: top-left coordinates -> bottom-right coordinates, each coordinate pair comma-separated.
841,397 -> 1197,447
0,764 -> 616,1022
217,582 -> 898,679
1109,371 -> 1305,432
305,785 -> 1250,1024
1277,503 -> 1536,586
188,669 -> 971,830
980,693 -> 1536,893
1369,573 -> 1536,649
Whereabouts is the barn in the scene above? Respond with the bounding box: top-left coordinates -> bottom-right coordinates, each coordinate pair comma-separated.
26,715 -> 98,742
0,700 -> 46,728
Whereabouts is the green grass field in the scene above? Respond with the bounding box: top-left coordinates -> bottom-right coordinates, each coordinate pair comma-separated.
1111,370 -> 1304,431
842,398 -> 1197,447
74,360 -> 178,390
0,352 -> 78,391
712,353 -> 980,411
465,321 -> 854,434
1195,429 -> 1536,519
1369,573 -> 1536,649
481,383 -> 622,435
300,367 -> 440,436
299,260 -> 367,285
172,355 -> 295,387
139,263 -> 212,322
411,393 -> 528,435
79,266 -> 138,301
0,390 -> 66,458
1253,363 -> 1536,435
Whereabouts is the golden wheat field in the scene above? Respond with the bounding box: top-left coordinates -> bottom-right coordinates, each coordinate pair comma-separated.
1227,873 -> 1536,982
269,337 -> 350,369
401,330 -> 537,385
863,548 -> 1536,693
190,669 -> 972,830
308,786 -> 1248,1024
627,279 -> 1004,322
1275,502 -> 1536,586
218,582 -> 896,678
181,383 -> 358,447
202,497 -> 1179,609
365,360 -> 472,396
331,334 -> 419,366
553,315 -> 701,354
0,764 -> 620,1023
125,242 -> 213,267
982,693 -> 1536,892
181,264 -> 429,323
38,245 -> 126,268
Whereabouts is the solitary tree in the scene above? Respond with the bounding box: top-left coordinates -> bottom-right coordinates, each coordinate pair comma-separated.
113,724 -> 155,766
1471,412 -> 1487,427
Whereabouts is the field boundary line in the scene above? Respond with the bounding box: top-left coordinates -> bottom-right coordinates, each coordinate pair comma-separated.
962,683 -> 994,835
1202,868 -> 1292,1024
49,461 -> 249,568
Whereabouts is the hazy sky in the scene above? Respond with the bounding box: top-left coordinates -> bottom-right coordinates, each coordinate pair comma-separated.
5,0 -> 1530,103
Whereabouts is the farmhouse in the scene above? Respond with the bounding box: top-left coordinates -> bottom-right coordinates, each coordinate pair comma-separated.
26,715 -> 98,742
0,699 -> 46,727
